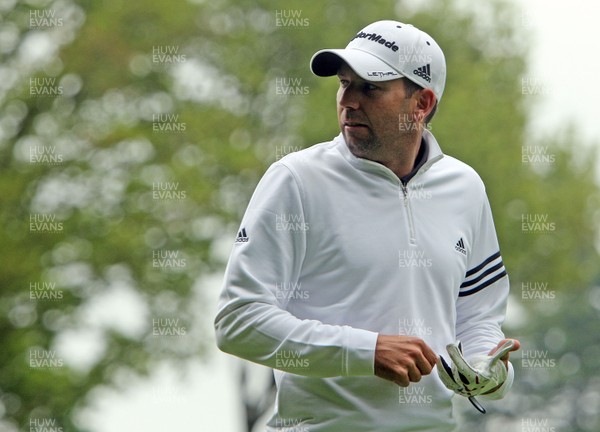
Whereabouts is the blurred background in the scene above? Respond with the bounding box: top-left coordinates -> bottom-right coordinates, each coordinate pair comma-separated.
1,0 -> 600,431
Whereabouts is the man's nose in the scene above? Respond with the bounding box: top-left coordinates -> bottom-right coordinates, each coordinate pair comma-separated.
338,85 -> 360,110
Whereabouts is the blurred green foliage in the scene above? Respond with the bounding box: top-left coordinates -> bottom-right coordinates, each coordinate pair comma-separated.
0,0 -> 598,431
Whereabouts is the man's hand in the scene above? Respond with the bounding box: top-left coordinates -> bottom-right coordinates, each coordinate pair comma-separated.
488,338 -> 521,370
437,339 -> 520,398
374,335 -> 438,387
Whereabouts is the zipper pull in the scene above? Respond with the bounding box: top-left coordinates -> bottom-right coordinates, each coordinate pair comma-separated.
400,183 -> 417,246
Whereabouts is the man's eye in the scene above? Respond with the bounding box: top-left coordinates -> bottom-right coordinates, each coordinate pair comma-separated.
364,83 -> 379,91
339,79 -> 349,87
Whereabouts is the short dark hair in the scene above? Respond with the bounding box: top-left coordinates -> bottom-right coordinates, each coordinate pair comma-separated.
402,79 -> 438,125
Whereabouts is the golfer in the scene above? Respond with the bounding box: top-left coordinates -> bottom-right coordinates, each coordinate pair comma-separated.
215,20 -> 520,431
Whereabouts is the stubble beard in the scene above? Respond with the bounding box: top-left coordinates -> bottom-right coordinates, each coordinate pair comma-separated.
344,129 -> 382,159
344,124 -> 422,168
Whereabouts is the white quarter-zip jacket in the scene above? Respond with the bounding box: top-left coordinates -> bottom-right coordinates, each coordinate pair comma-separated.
215,130 -> 513,431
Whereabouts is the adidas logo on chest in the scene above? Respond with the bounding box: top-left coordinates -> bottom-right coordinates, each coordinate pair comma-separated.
455,238 -> 467,255
236,227 -> 249,243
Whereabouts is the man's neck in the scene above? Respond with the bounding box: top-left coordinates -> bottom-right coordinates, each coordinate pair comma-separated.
371,135 -> 424,179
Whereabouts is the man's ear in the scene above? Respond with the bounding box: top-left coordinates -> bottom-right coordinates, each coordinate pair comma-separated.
414,88 -> 437,123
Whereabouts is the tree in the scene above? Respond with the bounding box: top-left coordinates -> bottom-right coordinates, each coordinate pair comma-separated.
1,0 -> 226,429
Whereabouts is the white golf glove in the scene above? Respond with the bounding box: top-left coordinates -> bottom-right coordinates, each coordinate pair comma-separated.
437,340 -> 514,413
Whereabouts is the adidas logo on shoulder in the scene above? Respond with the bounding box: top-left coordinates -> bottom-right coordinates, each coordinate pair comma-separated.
413,64 -> 432,83
235,227 -> 249,243
455,238 -> 466,255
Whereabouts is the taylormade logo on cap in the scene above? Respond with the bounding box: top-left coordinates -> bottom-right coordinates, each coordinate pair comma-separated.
351,31 -> 399,52
310,20 -> 447,101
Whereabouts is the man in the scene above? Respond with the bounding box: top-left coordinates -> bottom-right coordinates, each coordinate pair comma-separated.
215,20 -> 520,431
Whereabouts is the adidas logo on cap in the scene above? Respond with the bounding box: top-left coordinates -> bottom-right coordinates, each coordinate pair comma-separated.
413,64 -> 432,83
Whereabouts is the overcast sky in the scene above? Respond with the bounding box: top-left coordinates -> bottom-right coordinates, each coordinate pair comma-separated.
77,1 -> 600,431
519,0 -> 600,146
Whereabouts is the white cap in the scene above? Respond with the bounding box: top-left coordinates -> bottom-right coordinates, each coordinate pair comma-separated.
310,20 -> 446,101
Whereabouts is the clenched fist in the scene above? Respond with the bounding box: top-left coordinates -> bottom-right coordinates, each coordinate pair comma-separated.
374,335 -> 438,386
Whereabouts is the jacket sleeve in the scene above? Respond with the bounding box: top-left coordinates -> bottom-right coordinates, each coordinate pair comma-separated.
214,162 -> 377,377
456,191 -> 514,399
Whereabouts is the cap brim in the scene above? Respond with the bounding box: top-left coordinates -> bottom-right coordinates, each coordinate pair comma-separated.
310,49 -> 404,82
